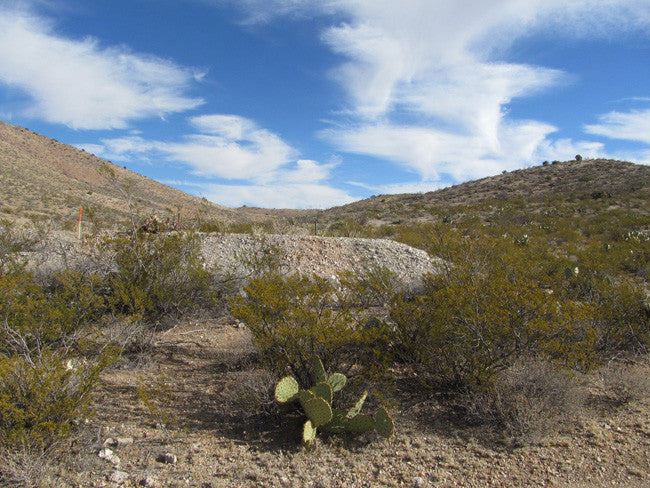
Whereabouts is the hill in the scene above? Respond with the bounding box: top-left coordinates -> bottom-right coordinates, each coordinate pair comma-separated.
1,118 -> 648,237
317,158 -> 650,229
0,120 -> 247,228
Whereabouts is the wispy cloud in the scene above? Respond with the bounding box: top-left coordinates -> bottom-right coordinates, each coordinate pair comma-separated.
83,113 -> 357,208
584,109 -> 650,145
0,5 -> 203,129
226,0 -> 650,179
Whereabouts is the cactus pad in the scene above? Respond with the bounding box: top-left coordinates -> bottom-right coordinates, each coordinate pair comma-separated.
346,391 -> 368,419
327,373 -> 346,393
313,357 -> 326,383
309,382 -> 333,404
303,397 -> 333,427
347,413 -> 375,432
296,389 -> 316,410
375,407 -> 394,438
275,376 -> 299,403
323,408 -> 348,433
303,420 -> 316,445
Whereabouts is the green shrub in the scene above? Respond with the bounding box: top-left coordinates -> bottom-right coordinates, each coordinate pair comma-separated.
389,234 -> 599,388
0,348 -> 116,452
229,273 -> 392,387
101,230 -> 217,320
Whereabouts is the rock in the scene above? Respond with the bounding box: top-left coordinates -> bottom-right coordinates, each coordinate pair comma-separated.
413,477 -> 426,487
116,437 -> 134,446
103,437 -> 117,447
98,447 -> 121,465
108,470 -> 129,484
139,476 -> 158,487
156,452 -> 177,464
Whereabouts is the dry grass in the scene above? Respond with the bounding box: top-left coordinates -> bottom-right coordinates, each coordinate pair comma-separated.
466,359 -> 587,444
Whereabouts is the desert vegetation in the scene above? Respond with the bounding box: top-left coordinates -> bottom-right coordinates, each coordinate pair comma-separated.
0,159 -> 648,486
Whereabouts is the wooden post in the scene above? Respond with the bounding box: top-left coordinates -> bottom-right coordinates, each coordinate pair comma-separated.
314,219 -> 317,236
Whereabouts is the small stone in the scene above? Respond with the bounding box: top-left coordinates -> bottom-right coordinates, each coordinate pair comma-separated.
156,453 -> 178,464
116,437 -> 134,446
139,476 -> 158,487
108,470 -> 129,484
413,477 -> 426,487
98,447 -> 121,465
103,437 -> 117,447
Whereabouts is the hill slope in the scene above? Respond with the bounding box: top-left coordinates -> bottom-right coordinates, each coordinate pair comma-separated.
317,159 -> 650,228
0,120 -> 243,227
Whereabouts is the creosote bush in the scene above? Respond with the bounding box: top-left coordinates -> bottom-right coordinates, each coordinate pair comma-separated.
0,348 -> 117,452
99,229 -> 218,321
229,272 -> 393,388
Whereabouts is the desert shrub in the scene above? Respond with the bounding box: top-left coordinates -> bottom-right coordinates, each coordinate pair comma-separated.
389,233 -> 600,388
599,360 -> 650,405
467,359 -> 586,443
0,348 -> 116,453
0,266 -> 109,359
234,237 -> 284,278
229,273 -> 392,387
337,265 -> 399,307
101,230 -> 217,321
591,280 -> 649,355
0,220 -> 38,274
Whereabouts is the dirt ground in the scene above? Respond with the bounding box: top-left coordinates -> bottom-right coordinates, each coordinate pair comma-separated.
43,318 -> 650,488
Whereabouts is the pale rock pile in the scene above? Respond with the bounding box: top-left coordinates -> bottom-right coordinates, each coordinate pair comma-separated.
200,233 -> 444,287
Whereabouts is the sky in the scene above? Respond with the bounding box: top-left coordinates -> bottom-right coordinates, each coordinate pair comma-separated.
0,0 -> 649,209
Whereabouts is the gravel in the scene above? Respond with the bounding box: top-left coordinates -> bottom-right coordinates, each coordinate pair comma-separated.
200,233 -> 444,287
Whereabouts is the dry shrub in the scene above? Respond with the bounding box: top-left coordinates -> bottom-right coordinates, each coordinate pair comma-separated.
468,359 -> 586,443
599,359 -> 650,405
221,369 -> 278,417
0,446 -> 51,487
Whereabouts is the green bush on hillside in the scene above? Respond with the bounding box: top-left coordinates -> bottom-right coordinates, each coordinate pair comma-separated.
0,348 -> 116,452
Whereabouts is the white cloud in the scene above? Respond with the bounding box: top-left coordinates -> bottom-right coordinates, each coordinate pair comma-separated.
323,119 -> 560,181
533,138 -> 606,163
201,182 -> 357,209
0,6 -> 203,129
347,180 -> 446,195
584,109 -> 650,145
229,0 -> 650,183
84,113 -> 358,208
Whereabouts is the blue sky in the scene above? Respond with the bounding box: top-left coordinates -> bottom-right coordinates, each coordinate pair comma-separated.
0,0 -> 649,208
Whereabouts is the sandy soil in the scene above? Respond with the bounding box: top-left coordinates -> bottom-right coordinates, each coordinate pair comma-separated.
41,318 -> 650,488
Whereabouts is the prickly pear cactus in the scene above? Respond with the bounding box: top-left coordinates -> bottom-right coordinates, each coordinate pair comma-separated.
275,376 -> 299,403
347,413 -> 375,432
313,357 -> 327,383
322,408 -> 348,434
327,373 -> 346,392
274,356 -> 395,445
303,420 -> 317,445
309,382 -> 333,404
303,397 -> 333,427
346,391 -> 368,419
374,407 -> 394,438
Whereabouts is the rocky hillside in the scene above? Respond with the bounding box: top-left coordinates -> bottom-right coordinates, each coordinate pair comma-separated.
316,159 -> 650,228
0,120 -> 242,226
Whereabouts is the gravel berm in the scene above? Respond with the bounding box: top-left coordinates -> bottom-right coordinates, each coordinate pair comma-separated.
201,233 -> 444,286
